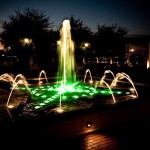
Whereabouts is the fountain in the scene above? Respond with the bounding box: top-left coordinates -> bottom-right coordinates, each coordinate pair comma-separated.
0,20 -> 138,120
110,72 -> 138,98
38,70 -> 48,85
57,20 -> 76,86
84,69 -> 93,83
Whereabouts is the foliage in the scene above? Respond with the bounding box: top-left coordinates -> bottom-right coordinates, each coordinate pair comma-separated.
93,24 -> 128,60
0,9 -> 129,72
0,8 -> 54,73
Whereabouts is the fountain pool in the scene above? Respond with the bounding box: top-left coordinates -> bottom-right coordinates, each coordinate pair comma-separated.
0,20 -> 138,121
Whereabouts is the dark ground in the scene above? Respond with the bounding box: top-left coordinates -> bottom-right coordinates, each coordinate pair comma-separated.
0,64 -> 150,149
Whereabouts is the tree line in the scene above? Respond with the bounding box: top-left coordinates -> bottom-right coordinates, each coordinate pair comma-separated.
0,8 -> 128,75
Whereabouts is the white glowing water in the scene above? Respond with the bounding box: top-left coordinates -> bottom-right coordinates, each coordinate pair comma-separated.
110,72 -> 138,97
38,70 -> 48,85
57,20 -> 76,86
0,73 -> 16,86
95,79 -> 116,103
84,69 -> 93,83
0,73 -> 31,107
6,79 -> 31,107
103,70 -> 115,79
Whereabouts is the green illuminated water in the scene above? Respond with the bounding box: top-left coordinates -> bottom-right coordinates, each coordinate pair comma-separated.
20,83 -> 132,110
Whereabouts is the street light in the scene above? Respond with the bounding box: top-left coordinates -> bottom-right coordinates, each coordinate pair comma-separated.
127,48 -> 134,66
20,38 -> 32,46
82,42 -> 91,64
84,43 -> 89,48
130,49 -> 134,53
24,38 -> 30,44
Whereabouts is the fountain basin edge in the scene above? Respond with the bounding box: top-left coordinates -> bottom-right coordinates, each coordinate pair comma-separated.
8,96 -> 150,141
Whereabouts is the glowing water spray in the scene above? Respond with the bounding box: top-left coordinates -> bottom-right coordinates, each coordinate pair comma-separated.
98,70 -> 115,87
38,70 -> 48,85
57,81 -> 64,113
103,70 -> 115,79
84,69 -> 93,83
57,20 -> 76,86
0,73 -> 16,86
6,79 -> 31,108
95,77 -> 116,103
110,72 -> 138,98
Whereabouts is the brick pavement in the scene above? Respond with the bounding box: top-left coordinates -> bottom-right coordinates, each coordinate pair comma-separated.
1,112 -> 150,150
78,132 -> 120,150
55,116 -> 150,150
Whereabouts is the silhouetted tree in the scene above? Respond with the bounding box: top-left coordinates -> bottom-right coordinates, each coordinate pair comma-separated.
93,24 -> 128,64
0,8 -> 54,74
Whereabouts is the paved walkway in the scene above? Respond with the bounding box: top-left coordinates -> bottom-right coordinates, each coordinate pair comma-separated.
58,116 -> 150,150
1,106 -> 150,150
69,131 -> 120,150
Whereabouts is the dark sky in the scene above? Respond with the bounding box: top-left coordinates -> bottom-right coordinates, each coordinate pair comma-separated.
0,0 -> 150,35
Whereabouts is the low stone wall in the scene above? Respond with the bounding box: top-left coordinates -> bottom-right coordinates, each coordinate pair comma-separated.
13,98 -> 150,141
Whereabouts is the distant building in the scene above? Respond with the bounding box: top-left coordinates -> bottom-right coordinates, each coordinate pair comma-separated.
126,35 -> 150,67
0,41 -> 4,50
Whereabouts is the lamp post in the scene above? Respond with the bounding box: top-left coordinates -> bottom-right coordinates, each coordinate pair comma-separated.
22,38 -> 32,46
24,38 -> 30,44
20,38 -> 33,73
84,43 -> 89,48
82,42 -> 90,64
127,48 -> 134,67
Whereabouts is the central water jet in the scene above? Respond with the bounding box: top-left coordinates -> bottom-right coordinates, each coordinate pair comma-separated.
57,20 -> 76,86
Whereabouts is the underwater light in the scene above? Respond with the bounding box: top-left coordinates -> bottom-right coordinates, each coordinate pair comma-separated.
86,121 -> 93,128
89,80 -> 93,84
7,105 -> 14,109
56,108 -> 63,113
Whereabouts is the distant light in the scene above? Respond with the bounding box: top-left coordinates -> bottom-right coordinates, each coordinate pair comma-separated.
57,41 -> 61,45
84,43 -> 89,47
21,38 -> 32,45
86,121 -> 92,128
24,38 -> 29,44
129,49 -> 134,52
0,42 -> 4,50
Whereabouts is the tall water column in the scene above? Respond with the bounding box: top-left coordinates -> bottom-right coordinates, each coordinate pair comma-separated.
57,20 -> 76,86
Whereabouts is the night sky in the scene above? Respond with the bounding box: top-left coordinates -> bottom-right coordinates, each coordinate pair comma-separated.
0,0 -> 150,35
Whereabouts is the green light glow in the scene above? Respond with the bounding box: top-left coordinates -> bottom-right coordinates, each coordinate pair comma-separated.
126,92 -> 130,94
44,100 -> 50,103
117,91 -> 122,94
34,106 -> 42,109
20,82 -> 132,109
17,17 -> 136,109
